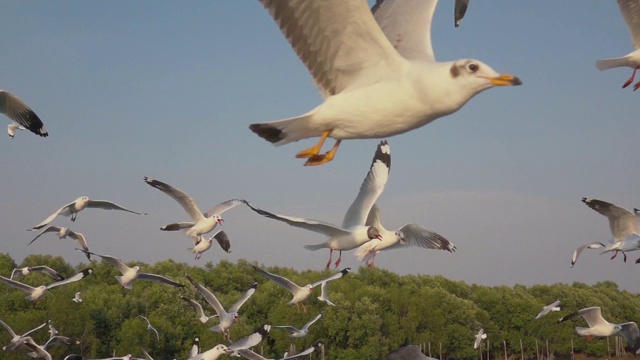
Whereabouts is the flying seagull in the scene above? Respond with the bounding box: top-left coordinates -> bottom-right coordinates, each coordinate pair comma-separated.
28,225 -> 91,260
243,141 -> 389,268
570,242 -> 606,268
72,292 -> 83,304
29,196 -> 146,231
581,197 -> 640,263
77,250 -> 183,289
273,312 -> 323,338
190,231 -> 231,260
354,203 -> 456,268
188,325 -> 271,360
454,0 -> 469,27
0,319 -> 49,352
0,90 -> 48,137
252,265 -> 350,313
249,0 -> 520,165
237,344 -> 317,360
535,299 -> 561,319
559,306 -> 640,353
139,316 -> 160,342
185,274 -> 257,340
181,297 -> 218,324
317,281 -> 336,307
596,0 -> 640,90
474,328 -> 487,349
189,337 -> 200,358
0,268 -> 93,301
10,266 -> 64,281
144,177 -> 242,243
7,122 -> 25,138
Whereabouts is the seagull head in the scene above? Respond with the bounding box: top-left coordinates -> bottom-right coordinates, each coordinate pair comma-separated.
305,284 -> 314,293
133,265 -> 141,272
76,196 -> 91,208
233,313 -> 239,323
214,215 -> 224,225
367,227 -> 383,241
450,59 -> 521,91
395,230 -> 406,244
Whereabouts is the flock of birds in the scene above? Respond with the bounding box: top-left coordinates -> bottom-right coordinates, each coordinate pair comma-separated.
1,0 -> 640,359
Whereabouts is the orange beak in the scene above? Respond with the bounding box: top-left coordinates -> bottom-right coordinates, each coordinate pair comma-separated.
484,74 -> 522,86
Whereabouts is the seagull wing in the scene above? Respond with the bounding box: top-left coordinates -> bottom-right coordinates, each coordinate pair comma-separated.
0,275 -> 36,294
31,266 -> 65,281
228,325 -> 271,351
618,0 -> 640,49
237,349 -> 267,360
203,199 -> 243,218
21,320 -> 49,338
570,242 -> 606,267
244,201 -> 348,237
582,198 -> 637,240
318,281 -> 336,306
181,297 -> 208,320
67,230 -> 90,253
30,202 -> 75,231
0,90 -> 47,137
342,141 -> 391,229
280,346 -> 316,359
260,0 -> 405,97
137,273 -> 184,288
559,307 -> 608,328
0,318 -> 18,338
372,0 -> 438,61
213,231 -> 231,253
229,282 -> 258,313
88,252 -> 130,274
184,274 -> 226,316
310,267 -> 351,288
43,336 -> 74,350
454,0 -> 470,28
141,348 -> 155,360
273,325 -> 299,333
144,177 -> 204,221
302,312 -> 323,331
619,322 -> 640,353
390,224 -> 456,252
86,200 -> 146,215
251,265 -> 304,294
46,268 -> 93,290
27,225 -> 62,245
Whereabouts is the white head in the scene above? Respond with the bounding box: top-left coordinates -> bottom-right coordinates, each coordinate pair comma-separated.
213,215 -> 223,225
76,196 -> 91,207
367,226 -> 383,241
448,59 -> 521,95
395,230 -> 406,244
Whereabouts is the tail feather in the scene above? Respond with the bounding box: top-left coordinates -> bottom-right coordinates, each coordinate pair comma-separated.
596,57 -> 631,71
250,113 -> 317,146
304,243 -> 328,251
209,324 -> 222,333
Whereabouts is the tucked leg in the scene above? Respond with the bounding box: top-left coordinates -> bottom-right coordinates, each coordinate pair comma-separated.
296,130 -> 331,158
334,250 -> 343,268
623,67 -> 638,88
325,249 -> 334,270
305,140 -> 342,166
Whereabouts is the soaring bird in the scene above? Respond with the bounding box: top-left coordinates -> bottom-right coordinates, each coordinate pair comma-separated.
0,90 -> 48,137
144,177 -> 242,243
190,231 -> 231,260
354,203 -> 456,268
10,266 -> 64,281
474,328 -> 487,349
139,315 -> 160,341
28,226 -> 91,260
273,312 -> 323,338
244,141 -> 389,268
78,250 -> 183,289
185,274 -> 256,340
29,196 -> 145,231
596,0 -> 640,90
252,265 -> 350,313
249,0 -> 520,165
0,319 -> 49,352
0,268 -> 92,301
535,299 -> 561,320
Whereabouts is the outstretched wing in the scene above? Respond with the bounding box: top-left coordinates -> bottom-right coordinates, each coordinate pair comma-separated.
46,268 -> 93,290
184,274 -> 226,316
203,199 -> 243,218
144,177 -> 203,221
31,266 -> 65,281
617,0 -> 640,49
229,282 -> 258,313
391,224 -> 456,252
27,225 -> 63,245
0,90 -> 48,137
310,267 -> 351,288
137,273 -> 184,288
87,200 -> 146,215
251,265 -> 303,294
29,202 -> 74,231
582,198 -> 638,240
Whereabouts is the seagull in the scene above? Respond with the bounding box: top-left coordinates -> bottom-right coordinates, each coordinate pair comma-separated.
237,344 -> 317,360
249,0 -> 521,166
140,349 -> 154,360
454,0 -> 470,27
72,292 -> 83,304
273,312 -> 322,338
596,0 -> 640,90
7,122 -> 24,138
10,266 -> 64,281
317,281 -> 336,307
27,226 -> 91,260
29,196 -> 146,231
48,324 -> 58,338
139,315 -> 160,341
185,274 -> 257,340
243,140 -> 389,268
252,265 -> 350,313
558,306 -> 640,353
189,337 -> 200,357
144,177 -> 242,243
354,203 -> 456,268
0,319 -> 49,352
77,250 -> 183,289
570,242 -> 606,267
18,335 -> 78,360
0,268 -> 93,301
0,90 -> 48,137
180,297 -> 218,324
189,325 -> 271,360
535,299 -> 561,320
190,231 -> 231,260
473,328 -> 487,349
581,197 -> 640,262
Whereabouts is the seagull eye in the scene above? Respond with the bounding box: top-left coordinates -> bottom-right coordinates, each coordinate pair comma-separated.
468,63 -> 479,72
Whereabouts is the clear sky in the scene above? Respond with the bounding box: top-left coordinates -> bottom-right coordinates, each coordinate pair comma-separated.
1,1 -> 639,292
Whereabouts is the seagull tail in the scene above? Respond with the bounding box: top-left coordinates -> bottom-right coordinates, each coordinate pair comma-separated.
249,112 -> 318,146
209,324 -> 222,333
304,243 -> 328,251
596,57 -> 631,71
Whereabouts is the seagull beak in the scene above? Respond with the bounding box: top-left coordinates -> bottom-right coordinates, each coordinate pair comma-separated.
485,74 -> 522,86
376,234 -> 383,241
217,218 -> 224,225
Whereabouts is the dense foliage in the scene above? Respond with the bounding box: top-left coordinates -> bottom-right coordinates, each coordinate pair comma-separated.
0,253 -> 638,360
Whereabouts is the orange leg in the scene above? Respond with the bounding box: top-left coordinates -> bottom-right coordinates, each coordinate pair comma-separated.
305,140 -> 342,166
334,250 -> 343,268
325,249 -> 333,269
296,130 -> 331,158
623,67 -> 638,88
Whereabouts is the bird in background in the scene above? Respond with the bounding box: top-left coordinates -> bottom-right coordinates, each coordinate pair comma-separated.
139,315 -> 160,342
596,0 -> 640,90
273,312 -> 323,338
535,299 -> 561,319
0,268 -> 93,302
28,225 -> 92,260
10,266 -> 64,282
0,90 -> 48,138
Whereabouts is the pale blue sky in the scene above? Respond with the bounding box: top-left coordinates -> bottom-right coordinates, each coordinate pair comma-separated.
1,1 -> 639,291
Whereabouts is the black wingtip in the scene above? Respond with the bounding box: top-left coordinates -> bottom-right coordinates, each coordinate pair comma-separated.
250,281 -> 258,290
250,123 -> 285,144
